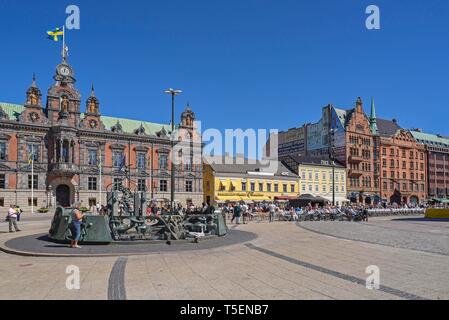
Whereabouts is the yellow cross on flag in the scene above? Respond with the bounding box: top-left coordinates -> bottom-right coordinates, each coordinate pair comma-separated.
47,27 -> 64,42
28,152 -> 34,164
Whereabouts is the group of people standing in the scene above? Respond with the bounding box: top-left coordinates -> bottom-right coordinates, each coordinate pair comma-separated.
221,202 -> 280,224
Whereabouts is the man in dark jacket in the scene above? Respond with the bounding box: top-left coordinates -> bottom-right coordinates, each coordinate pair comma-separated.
233,203 -> 242,224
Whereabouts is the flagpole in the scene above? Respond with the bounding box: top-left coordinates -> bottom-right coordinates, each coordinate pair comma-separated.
62,25 -> 66,60
31,157 -> 34,214
99,151 -> 102,206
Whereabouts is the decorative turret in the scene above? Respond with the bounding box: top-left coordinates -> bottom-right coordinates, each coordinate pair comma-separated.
21,74 -> 48,124
181,103 -> 195,127
86,84 -> 100,115
369,97 -> 378,135
26,74 -> 42,107
80,84 -> 105,130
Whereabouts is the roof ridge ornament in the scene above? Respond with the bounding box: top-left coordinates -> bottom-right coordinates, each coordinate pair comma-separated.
111,120 -> 123,133
0,105 -> 9,121
157,126 -> 168,137
134,123 -> 146,135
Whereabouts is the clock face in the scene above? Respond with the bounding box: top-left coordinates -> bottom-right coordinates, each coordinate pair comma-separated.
59,65 -> 71,76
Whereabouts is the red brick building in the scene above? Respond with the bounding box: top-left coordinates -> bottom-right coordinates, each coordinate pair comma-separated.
0,57 -> 203,210
374,120 -> 427,205
269,97 -> 429,205
410,130 -> 449,200
342,98 -> 376,203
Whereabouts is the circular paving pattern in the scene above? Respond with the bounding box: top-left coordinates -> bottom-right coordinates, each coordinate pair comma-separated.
2,229 -> 257,257
298,216 -> 449,256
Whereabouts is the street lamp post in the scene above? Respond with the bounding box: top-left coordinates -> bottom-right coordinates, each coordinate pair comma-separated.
329,129 -> 336,206
164,88 -> 182,214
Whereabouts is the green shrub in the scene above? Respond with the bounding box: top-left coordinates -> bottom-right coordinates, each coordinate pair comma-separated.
38,207 -> 49,213
79,207 -> 89,213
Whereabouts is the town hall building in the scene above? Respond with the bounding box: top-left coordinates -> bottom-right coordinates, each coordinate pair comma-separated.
0,57 -> 203,211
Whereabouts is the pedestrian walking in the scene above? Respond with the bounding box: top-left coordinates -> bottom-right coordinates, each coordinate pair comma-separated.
7,204 -> 21,233
234,203 -> 242,224
230,204 -> 236,223
241,202 -> 248,224
268,203 -> 276,223
15,205 -> 23,222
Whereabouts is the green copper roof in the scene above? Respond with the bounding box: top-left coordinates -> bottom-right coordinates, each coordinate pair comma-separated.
0,102 -> 171,135
410,130 -> 449,148
100,115 -> 170,135
0,102 -> 24,120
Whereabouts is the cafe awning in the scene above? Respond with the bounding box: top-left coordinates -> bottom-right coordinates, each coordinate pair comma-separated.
323,196 -> 351,203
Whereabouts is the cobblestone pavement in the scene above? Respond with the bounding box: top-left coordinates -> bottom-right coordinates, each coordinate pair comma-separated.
299,216 -> 449,256
1,217 -> 448,300
0,211 -> 55,231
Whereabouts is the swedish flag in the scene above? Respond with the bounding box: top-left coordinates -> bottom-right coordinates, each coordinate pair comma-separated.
47,27 -> 64,42
28,152 -> 34,165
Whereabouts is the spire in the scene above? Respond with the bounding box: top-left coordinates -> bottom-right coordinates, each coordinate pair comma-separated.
31,73 -> 37,87
370,97 -> 378,135
90,83 -> 96,97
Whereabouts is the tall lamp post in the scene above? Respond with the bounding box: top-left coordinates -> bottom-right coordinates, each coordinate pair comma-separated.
164,88 -> 182,213
329,129 -> 337,206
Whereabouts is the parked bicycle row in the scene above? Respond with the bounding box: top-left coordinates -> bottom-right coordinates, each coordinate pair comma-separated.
218,202 -> 428,224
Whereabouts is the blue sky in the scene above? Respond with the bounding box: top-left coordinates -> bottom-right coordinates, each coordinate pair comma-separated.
1,0 -> 448,138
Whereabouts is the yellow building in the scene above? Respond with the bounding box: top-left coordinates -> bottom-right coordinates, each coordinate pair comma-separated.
282,155 -> 349,205
203,156 -> 299,203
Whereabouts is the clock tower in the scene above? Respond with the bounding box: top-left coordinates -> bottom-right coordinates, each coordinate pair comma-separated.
46,57 -> 81,127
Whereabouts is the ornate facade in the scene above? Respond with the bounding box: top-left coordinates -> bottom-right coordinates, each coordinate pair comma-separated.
270,97 -> 378,204
374,124 -> 427,204
0,58 -> 203,210
268,97 -> 432,204
410,130 -> 449,199
343,98 -> 376,203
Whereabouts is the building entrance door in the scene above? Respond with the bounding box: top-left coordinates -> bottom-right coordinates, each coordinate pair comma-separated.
56,184 -> 71,207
